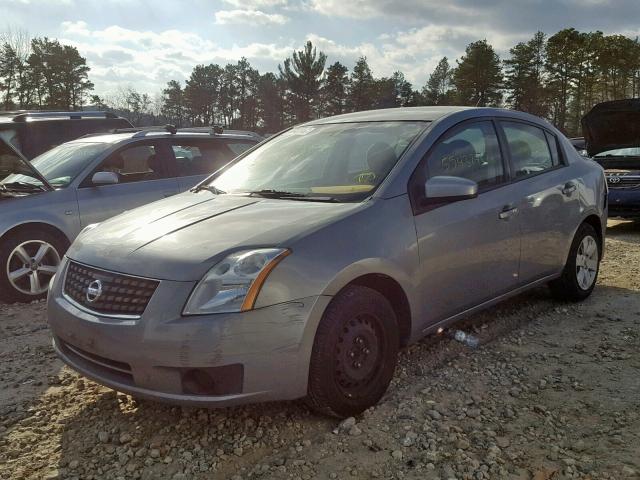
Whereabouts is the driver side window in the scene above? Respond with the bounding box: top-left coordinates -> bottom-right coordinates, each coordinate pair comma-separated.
500,121 -> 556,178
426,121 -> 504,189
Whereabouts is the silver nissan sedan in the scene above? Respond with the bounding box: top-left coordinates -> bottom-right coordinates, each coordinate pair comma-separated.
47,107 -> 607,417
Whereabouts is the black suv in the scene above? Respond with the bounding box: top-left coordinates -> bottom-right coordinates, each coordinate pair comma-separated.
0,111 -> 132,160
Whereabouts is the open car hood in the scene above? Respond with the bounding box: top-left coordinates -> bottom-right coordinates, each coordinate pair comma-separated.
582,99 -> 640,157
0,138 -> 53,190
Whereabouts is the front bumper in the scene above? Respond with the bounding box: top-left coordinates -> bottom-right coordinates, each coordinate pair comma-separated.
608,189 -> 640,219
47,258 -> 330,407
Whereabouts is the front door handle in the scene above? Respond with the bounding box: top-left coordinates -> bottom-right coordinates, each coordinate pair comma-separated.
499,204 -> 518,220
561,182 -> 577,196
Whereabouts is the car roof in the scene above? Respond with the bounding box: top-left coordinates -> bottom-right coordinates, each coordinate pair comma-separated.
303,106 -> 478,125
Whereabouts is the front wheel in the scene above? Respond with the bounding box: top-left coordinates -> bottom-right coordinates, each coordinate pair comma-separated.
306,285 -> 399,418
0,229 -> 66,303
549,223 -> 601,301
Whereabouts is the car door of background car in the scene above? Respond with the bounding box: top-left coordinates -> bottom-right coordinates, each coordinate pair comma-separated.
409,119 -> 522,326
497,121 -> 581,282
76,140 -> 180,226
168,138 -> 257,191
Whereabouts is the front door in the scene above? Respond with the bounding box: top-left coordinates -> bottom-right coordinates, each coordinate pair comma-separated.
76,140 -> 179,226
410,120 -> 521,326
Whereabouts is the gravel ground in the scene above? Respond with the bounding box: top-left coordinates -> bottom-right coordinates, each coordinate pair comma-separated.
1,220 -> 639,480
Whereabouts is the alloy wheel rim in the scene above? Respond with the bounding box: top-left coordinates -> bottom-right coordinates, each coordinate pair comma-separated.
334,314 -> 384,398
576,235 -> 598,291
6,240 -> 60,295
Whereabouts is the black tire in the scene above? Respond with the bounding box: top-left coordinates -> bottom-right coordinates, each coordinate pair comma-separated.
0,228 -> 67,303
306,285 -> 399,418
549,223 -> 600,302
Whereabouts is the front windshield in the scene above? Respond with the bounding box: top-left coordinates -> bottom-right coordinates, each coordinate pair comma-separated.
595,147 -> 640,157
3,142 -> 109,188
210,121 -> 427,201
31,142 -> 110,187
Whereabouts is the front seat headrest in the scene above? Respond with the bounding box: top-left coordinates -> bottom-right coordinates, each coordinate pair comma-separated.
366,142 -> 397,176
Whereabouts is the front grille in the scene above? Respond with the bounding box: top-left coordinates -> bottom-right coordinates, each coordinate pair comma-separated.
607,175 -> 640,189
63,261 -> 159,316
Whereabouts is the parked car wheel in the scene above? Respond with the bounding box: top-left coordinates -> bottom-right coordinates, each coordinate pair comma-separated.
549,223 -> 600,301
306,285 -> 399,418
0,229 -> 66,303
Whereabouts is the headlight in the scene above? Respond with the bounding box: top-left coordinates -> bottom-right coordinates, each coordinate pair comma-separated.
183,248 -> 290,315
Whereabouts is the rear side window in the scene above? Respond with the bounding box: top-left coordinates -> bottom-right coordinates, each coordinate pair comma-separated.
170,140 -> 253,177
500,122 -> 558,178
227,142 -> 256,156
425,121 -> 505,189
545,131 -> 562,166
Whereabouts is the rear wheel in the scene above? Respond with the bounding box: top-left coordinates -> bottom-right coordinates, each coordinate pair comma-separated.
306,285 -> 399,418
0,229 -> 66,303
549,223 -> 600,301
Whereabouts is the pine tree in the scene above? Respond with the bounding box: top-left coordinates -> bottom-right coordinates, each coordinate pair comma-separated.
279,41 -> 327,122
503,31 -> 548,116
348,56 -> 375,112
422,57 -> 453,105
453,40 -> 503,107
161,80 -> 184,126
184,64 -> 222,126
322,61 -> 349,116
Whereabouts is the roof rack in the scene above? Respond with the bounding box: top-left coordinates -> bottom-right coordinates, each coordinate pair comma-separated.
12,111 -> 119,122
177,127 -> 263,140
178,125 -> 225,135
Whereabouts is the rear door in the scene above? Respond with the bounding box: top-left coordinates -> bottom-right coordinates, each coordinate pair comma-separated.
168,138 -> 257,191
76,140 -> 179,226
410,119 -> 521,325
497,120 -> 581,281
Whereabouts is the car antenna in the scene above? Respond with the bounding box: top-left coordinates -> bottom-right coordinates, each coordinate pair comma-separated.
165,124 -> 177,134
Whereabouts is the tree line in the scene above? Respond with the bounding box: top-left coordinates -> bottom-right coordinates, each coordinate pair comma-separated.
0,30 -> 94,111
2,28 -> 640,136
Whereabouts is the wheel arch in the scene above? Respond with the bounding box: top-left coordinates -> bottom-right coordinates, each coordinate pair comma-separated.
0,222 -> 71,249
345,274 -> 412,347
582,214 -> 603,255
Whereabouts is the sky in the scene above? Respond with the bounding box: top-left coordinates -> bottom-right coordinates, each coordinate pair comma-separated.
2,0 -> 640,97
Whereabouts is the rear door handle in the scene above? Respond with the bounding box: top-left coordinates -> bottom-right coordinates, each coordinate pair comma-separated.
499,204 -> 518,220
561,182 -> 577,196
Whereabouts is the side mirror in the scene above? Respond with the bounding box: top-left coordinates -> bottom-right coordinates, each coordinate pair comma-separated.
424,176 -> 478,202
91,171 -> 119,186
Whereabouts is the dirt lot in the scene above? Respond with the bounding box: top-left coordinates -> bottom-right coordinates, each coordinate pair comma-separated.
1,220 -> 639,480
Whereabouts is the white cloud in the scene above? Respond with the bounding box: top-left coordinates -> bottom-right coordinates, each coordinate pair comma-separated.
214,9 -> 289,26
59,22 -> 293,95
222,0 -> 288,6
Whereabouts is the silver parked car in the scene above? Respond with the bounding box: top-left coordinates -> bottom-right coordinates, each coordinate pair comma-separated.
47,107 -> 607,417
0,128 -> 259,302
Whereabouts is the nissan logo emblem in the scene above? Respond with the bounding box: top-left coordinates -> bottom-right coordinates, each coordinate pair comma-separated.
86,279 -> 103,303
608,176 -> 621,184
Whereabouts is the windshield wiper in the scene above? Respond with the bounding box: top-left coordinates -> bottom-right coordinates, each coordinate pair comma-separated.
192,184 -> 225,194
248,189 -> 339,202
0,181 -> 46,192
248,189 -> 307,198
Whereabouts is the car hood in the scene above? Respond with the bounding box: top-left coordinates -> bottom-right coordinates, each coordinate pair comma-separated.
67,191 -> 361,281
582,99 -> 640,156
